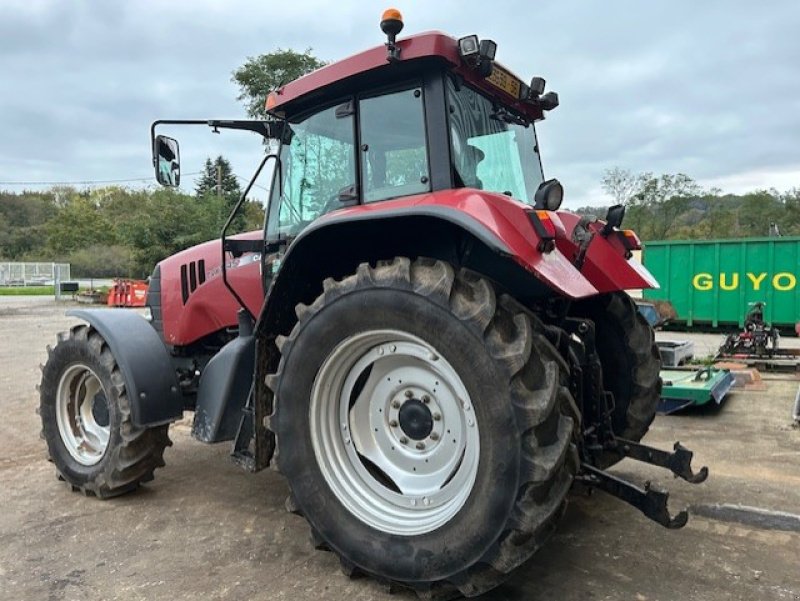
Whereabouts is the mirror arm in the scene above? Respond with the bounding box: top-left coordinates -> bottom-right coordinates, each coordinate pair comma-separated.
150,119 -> 283,157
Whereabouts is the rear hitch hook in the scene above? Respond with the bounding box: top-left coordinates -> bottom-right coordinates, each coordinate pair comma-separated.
615,438 -> 709,484
578,464 -> 689,529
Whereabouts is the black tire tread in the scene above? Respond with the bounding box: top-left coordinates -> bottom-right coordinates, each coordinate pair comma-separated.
572,292 -> 661,468
39,324 -> 171,499
268,257 -> 578,598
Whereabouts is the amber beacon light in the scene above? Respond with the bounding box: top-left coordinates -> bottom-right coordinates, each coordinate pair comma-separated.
381,8 -> 404,61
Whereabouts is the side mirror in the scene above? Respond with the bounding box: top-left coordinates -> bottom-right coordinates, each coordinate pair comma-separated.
602,204 -> 626,236
154,135 -> 180,187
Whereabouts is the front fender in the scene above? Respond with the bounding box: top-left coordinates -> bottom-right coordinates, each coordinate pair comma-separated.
66,309 -> 183,427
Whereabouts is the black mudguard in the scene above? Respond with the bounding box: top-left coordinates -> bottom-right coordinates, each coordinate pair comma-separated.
192,333 -> 255,443
66,309 -> 183,427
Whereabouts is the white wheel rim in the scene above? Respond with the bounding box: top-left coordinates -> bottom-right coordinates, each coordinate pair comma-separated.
56,364 -> 111,466
309,329 -> 480,536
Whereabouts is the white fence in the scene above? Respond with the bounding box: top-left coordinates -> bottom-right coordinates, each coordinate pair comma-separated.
0,262 -> 71,286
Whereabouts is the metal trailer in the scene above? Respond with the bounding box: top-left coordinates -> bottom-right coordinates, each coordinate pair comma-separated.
642,237 -> 800,329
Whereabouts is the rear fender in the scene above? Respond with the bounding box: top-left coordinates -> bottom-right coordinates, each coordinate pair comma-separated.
66,309 -> 183,427
256,191 -> 601,344
556,211 -> 659,293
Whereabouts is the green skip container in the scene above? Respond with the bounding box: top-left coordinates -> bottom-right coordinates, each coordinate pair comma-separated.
643,237 -> 800,328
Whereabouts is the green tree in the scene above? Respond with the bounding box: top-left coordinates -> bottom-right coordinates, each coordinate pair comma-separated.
600,167 -> 648,206
195,156 -> 245,232
121,188 -> 222,276
68,244 -> 134,278
0,190 -> 56,258
631,173 -> 701,240
44,193 -> 116,257
736,190 -> 784,237
232,49 -> 325,119
602,168 -> 702,240
195,156 -> 241,199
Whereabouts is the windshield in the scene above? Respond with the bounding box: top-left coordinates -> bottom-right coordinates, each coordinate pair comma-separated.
447,77 -> 544,204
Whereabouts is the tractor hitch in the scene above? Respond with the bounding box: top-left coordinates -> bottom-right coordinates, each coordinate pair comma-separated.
577,464 -> 689,529
612,439 -> 709,484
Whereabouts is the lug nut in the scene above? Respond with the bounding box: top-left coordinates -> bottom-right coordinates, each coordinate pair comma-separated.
399,436 -> 408,444
422,395 -> 430,404
430,432 -> 439,441
405,390 -> 414,398
389,419 -> 398,427
392,400 -> 401,409
433,412 -> 441,421
416,442 -> 425,450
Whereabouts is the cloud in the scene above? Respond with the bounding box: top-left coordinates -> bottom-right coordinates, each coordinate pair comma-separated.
1,0 -> 798,207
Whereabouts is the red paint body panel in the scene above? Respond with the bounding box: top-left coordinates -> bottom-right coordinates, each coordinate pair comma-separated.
323,188 -> 598,299
555,211 -> 659,293
155,196 -> 655,347
158,231 -> 264,346
271,32 -> 544,122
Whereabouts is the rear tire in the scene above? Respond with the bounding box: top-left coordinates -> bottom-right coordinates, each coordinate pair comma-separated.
39,324 -> 171,498
269,258 -> 579,598
571,292 -> 661,468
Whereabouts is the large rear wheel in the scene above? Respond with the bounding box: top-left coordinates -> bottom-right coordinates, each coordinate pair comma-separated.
269,257 -> 579,598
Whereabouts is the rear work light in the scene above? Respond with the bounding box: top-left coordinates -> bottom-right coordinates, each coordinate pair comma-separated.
620,229 -> 642,251
528,210 -> 557,252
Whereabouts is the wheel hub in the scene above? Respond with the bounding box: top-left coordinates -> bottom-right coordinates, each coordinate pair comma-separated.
91,392 -> 110,428
55,364 -> 111,466
398,398 -> 433,440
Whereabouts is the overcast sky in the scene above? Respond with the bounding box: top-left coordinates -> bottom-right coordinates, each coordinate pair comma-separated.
2,0 -> 799,207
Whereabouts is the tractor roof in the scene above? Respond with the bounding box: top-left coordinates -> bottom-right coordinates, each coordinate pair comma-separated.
268,31 -> 544,122
269,32 -> 457,113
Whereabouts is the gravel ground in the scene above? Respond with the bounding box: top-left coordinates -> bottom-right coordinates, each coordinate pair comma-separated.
1,298 -> 799,601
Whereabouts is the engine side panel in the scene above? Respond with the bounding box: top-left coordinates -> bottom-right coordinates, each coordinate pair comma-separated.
156,231 -> 265,346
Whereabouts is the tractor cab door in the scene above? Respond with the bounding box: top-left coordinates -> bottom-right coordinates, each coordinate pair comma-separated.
264,99 -> 357,278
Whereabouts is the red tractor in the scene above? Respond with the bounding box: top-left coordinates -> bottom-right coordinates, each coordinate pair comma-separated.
38,11 -> 707,598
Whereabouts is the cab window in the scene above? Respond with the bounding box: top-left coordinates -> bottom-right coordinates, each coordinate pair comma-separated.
447,78 -> 544,204
359,87 -> 430,203
267,101 -> 356,238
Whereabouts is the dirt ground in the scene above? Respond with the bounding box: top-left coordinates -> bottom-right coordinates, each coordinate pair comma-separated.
2,297 -> 799,601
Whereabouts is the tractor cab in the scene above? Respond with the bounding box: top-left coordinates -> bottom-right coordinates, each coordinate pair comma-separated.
261,23 -> 563,242
153,23 -> 564,248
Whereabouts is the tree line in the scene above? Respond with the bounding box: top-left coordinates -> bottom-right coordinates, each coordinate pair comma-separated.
0,157 -> 264,278
578,168 -> 800,240
4,166 -> 797,279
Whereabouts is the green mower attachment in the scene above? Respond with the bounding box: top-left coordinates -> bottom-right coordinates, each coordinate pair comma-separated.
658,367 -> 735,415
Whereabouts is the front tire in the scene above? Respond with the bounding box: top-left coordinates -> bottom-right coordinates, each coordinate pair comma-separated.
269,258 -> 579,598
39,324 -> 171,498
